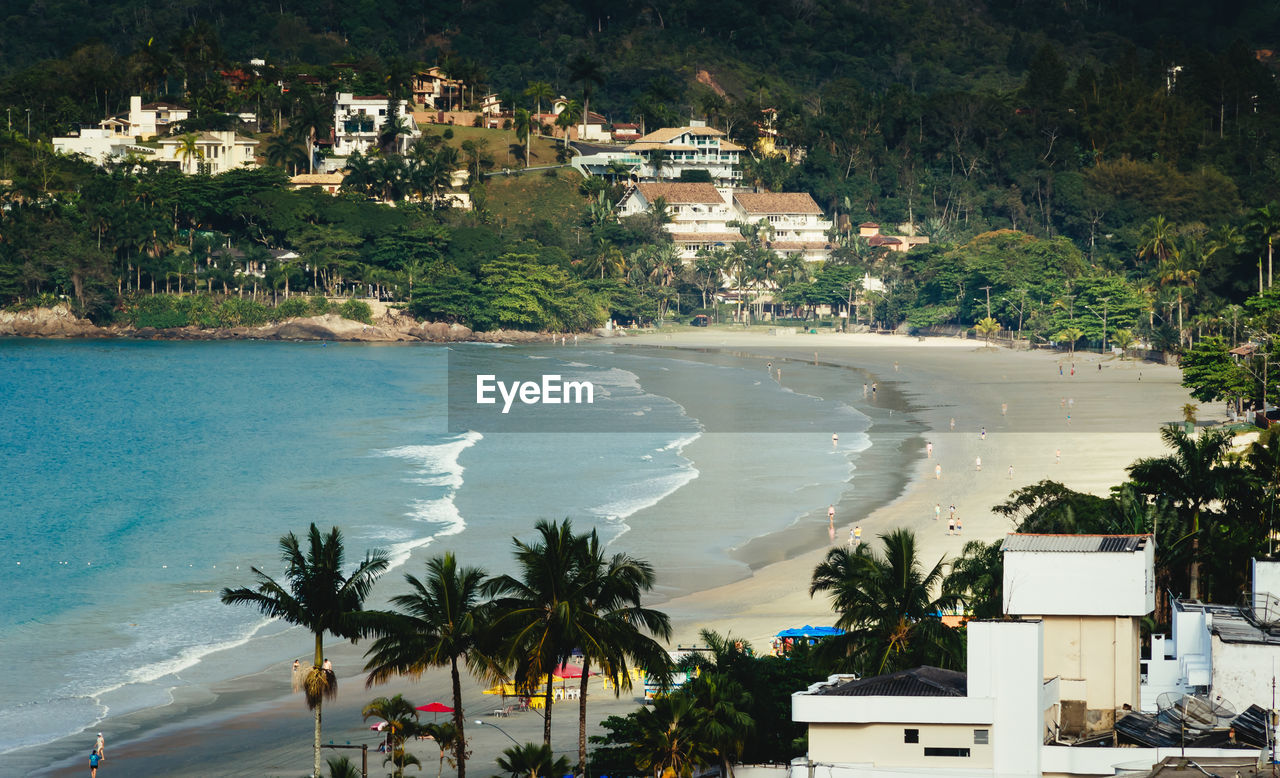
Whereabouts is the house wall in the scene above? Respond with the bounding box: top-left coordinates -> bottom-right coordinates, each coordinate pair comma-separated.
1210,637 -> 1280,711
1003,546 -> 1154,617
53,130 -> 126,165
968,620 -> 1044,777
1036,615 -> 1139,734
1252,558 -> 1280,601
810,722 -> 993,768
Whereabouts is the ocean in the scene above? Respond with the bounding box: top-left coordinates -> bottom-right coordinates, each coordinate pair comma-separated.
0,339 -> 877,764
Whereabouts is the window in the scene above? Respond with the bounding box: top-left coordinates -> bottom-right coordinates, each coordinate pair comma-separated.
903,729 -> 919,744
924,747 -> 971,758
974,730 -> 989,745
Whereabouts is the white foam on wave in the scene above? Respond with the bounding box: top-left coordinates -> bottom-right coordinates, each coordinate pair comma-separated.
593,431 -> 702,546
377,431 -> 482,570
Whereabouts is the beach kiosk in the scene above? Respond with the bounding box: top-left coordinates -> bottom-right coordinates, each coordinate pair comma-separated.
771,625 -> 844,656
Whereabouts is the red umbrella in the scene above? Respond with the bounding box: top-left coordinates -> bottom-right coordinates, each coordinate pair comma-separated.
416,701 -> 454,722
552,664 -> 586,679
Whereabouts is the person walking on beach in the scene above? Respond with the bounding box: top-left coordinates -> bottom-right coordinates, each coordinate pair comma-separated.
1001,402 -> 1007,416
863,382 -> 868,396
828,504 -> 835,522
947,517 -> 955,535
1059,365 -> 1063,376
955,517 -> 963,534
949,417 -> 955,431
975,456 -> 982,471
1055,448 -> 1061,464
926,441 -> 933,458
935,502 -> 941,521
89,750 -> 99,777
853,524 -> 862,547
95,733 -> 104,761
935,463 -> 942,479
949,503 -> 956,521
980,426 -> 986,441
1008,464 -> 1014,479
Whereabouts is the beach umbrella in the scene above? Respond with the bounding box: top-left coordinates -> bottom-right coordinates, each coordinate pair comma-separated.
416,701 -> 454,721
370,721 -> 388,731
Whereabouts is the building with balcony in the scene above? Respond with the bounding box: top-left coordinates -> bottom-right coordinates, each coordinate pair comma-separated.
332,93 -> 420,158
156,131 -> 259,175
623,121 -> 743,185
732,192 -> 834,262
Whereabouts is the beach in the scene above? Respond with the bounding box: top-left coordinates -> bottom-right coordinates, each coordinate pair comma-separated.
13,330 -> 1209,777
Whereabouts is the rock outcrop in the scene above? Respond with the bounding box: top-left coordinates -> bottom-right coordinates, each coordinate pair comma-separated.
0,305 -> 104,338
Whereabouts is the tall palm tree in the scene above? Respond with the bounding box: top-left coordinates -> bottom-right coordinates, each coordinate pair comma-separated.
809,528 -> 964,676
176,134 -> 203,174
290,90 -> 332,175
363,553 -> 501,778
555,100 -> 581,148
1247,202 -> 1280,290
570,531 -> 672,774
632,694 -> 714,778
485,519 -> 590,748
942,539 -> 1004,619
524,81 -> 554,117
513,109 -> 534,168
1136,214 -> 1177,266
568,54 -> 604,140
221,525 -> 390,778
1128,426 -> 1243,601
1157,251 -> 1199,348
420,722 -> 459,778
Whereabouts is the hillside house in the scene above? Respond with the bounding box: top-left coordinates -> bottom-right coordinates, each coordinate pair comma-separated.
617,182 -> 739,259
733,192 -> 834,262
624,121 -> 743,184
332,93 -> 420,158
411,67 -> 464,111
52,128 -> 155,166
156,131 -> 259,175
858,222 -> 930,252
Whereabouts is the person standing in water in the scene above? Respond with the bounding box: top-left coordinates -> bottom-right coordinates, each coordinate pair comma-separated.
832,433 -> 839,447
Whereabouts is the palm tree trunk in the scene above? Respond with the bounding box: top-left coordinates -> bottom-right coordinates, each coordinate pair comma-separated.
451,657 -> 466,778
1190,511 -> 1201,601
314,632 -> 324,778
543,674 -> 554,748
577,660 -> 590,775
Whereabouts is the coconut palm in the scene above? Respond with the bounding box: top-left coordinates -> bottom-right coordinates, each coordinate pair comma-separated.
1127,426 -> 1245,601
1157,251 -> 1199,348
568,54 -> 604,140
809,528 -> 965,676
942,539 -> 1004,620
684,674 -> 753,778
1136,214 -> 1177,266
421,722 -> 459,778
632,694 -> 714,778
363,553 -> 501,778
326,755 -> 363,778
290,90 -> 331,175
524,81 -> 554,117
570,530 -> 672,774
175,134 -> 203,174
1247,202 -> 1280,290
512,109 -> 533,168
485,520 -> 590,748
1111,328 -> 1136,359
974,316 -> 1000,346
1056,326 -> 1084,356
362,694 -> 420,777
496,742 -> 570,778
554,100 -> 581,148
221,525 -> 390,778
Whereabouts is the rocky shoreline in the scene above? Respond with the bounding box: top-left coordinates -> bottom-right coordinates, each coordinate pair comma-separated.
0,306 -> 621,344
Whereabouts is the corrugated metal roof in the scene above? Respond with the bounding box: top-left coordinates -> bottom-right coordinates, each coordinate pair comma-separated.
814,666 -> 966,698
1001,534 -> 1148,553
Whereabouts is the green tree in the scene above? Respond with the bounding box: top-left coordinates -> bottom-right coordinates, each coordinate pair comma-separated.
362,694 -> 421,777
513,108 -> 533,168
221,525 -> 390,778
1247,202 -> 1280,291
685,673 -> 753,778
974,316 -> 1000,345
809,529 -> 964,676
523,81 -> 554,117
495,742 -> 570,778
632,694 -> 714,778
1137,215 -> 1177,266
568,54 -> 604,140
364,553 -> 501,778
943,540 -> 1004,619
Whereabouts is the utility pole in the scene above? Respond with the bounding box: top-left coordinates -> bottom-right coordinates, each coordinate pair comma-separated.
979,285 -> 993,319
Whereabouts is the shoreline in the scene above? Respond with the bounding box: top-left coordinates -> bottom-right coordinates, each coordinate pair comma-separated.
13,330 -> 1210,777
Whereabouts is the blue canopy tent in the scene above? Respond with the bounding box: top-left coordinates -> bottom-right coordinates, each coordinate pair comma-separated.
771,625 -> 844,656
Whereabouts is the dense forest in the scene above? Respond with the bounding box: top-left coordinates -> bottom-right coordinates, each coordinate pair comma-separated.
1,0 -> 1280,410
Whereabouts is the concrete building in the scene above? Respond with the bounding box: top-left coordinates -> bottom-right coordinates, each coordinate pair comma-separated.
1142,558 -> 1280,714
332,93 -> 420,158
857,222 -> 929,253
794,620 -> 1051,777
411,67 -> 464,111
733,192 -> 834,262
619,121 -> 743,185
156,131 -> 259,175
52,128 -> 154,166
121,95 -> 190,139
1002,533 -> 1155,737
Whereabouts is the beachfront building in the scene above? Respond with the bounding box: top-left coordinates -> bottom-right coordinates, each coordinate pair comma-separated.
732,192 -> 834,262
332,93 -> 420,158
1141,558 -> 1280,714
792,535 -> 1267,778
617,182 -> 740,260
156,131 -> 259,175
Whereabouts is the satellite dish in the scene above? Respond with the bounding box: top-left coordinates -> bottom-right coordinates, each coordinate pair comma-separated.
1157,693 -> 1236,730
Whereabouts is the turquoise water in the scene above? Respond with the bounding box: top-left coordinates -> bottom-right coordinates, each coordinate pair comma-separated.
0,340 -> 871,760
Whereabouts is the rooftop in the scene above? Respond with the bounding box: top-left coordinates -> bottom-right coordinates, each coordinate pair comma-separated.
1001,533 -> 1150,553
635,182 -> 725,205
637,126 -> 727,143
733,192 -> 823,215
813,666 -> 966,698
1176,600 -> 1280,645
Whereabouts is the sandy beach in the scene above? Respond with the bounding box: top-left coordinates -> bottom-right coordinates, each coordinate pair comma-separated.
22,330 -> 1210,778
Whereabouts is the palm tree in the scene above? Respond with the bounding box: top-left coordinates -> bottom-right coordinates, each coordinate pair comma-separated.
290,90 -> 332,175
570,530 -> 672,774
176,134 -> 203,174
648,148 -> 670,182
1157,251 -> 1199,349
974,316 -> 1000,346
363,553 -> 501,778
326,755 -> 363,778
484,520 -> 587,748
524,81 -> 554,117
512,109 -> 534,168
221,525 -> 390,778
942,539 -> 1004,619
495,742 -> 570,778
1137,214 -> 1177,266
1247,202 -> 1280,290
554,100 -> 581,148
362,694 -> 420,776
421,722 -> 459,778
1056,326 -> 1084,356
1128,427 -> 1244,601
809,528 -> 965,676
1111,328 -> 1136,359
685,674 -> 753,778
568,54 -> 604,141
632,694 -> 714,778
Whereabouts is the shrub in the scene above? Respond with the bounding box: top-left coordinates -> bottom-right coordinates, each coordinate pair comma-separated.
442,127 -> 454,140
308,295 -> 334,315
275,297 -> 312,319
215,298 -> 273,327
129,295 -> 189,328
339,299 -> 373,324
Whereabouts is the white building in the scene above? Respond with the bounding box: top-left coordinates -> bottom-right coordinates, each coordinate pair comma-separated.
1142,558 -> 1280,715
119,95 -> 190,139
616,182 -> 833,262
52,128 -> 154,166
156,131 -> 259,175
622,122 -> 743,185
332,93 -> 420,158
792,536 -> 1267,778
733,192 -> 834,262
